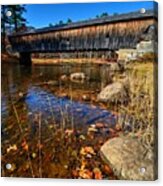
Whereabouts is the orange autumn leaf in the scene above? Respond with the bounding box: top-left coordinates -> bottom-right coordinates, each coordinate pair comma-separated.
103,165 -> 113,175
80,146 -> 95,156
93,168 -> 103,180
21,141 -> 29,151
79,169 -> 93,179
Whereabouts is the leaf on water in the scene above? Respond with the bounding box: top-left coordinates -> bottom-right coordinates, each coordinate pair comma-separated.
79,135 -> 86,140
80,146 -> 95,156
21,140 -> 29,151
6,144 -> 17,153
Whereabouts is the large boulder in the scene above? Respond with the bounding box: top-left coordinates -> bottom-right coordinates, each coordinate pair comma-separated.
100,136 -> 156,180
97,81 -> 129,103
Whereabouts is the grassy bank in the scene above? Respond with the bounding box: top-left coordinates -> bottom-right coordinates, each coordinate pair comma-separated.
111,61 -> 156,148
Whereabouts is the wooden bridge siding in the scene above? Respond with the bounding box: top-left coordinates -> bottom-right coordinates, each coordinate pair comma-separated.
10,18 -> 155,53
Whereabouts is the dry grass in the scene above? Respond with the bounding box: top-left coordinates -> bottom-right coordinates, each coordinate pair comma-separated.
115,61 -> 156,148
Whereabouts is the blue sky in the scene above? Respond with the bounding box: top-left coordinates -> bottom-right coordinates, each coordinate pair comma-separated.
24,1 -> 155,28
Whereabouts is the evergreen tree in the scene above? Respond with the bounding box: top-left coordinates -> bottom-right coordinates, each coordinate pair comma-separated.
100,12 -> 109,18
49,23 -> 53,27
67,18 -> 72,24
1,5 -> 9,51
58,20 -> 64,25
7,5 -> 27,32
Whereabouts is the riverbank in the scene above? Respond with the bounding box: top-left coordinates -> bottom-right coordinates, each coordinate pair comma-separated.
1,53 -> 113,65
32,58 -> 113,65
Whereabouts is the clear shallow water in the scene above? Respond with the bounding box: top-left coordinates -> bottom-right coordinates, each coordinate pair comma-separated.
1,62 -> 117,178
1,62 -> 115,126
25,86 -> 116,127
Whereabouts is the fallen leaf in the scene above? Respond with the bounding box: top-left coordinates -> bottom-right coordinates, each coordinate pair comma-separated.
80,146 -> 95,156
79,169 -> 93,179
103,164 -> 113,175
6,144 -> 17,153
21,140 -> 29,151
79,135 -> 86,140
93,168 -> 103,179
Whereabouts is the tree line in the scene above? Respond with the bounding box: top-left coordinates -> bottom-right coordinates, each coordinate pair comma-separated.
48,12 -> 119,27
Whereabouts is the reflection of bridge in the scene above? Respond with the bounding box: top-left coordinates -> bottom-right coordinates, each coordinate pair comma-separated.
9,9 -> 157,65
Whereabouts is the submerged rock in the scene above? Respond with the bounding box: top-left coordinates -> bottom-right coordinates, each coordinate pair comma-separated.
70,72 -> 86,82
100,136 -> 156,180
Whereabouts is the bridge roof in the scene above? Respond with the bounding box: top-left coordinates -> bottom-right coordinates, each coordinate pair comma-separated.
10,9 -> 157,37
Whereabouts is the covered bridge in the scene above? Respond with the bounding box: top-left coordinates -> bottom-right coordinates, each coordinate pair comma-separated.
8,9 -> 157,65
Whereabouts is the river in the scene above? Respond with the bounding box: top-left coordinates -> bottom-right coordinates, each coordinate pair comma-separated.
1,62 -> 117,179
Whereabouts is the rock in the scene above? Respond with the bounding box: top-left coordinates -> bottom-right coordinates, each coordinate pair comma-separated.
136,41 -> 156,55
60,74 -> 68,81
100,136 -> 156,180
70,72 -> 86,82
97,82 -> 129,103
